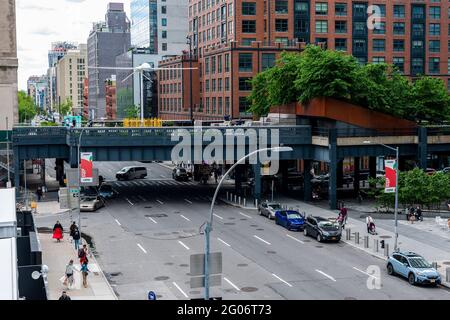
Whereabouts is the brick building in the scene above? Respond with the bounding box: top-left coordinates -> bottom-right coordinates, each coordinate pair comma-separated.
159,0 -> 450,120
105,76 -> 117,120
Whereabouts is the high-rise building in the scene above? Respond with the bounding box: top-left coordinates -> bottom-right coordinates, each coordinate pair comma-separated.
87,3 -> 131,120
0,0 -> 18,131
55,44 -> 87,115
27,75 -> 49,112
160,0 -> 450,120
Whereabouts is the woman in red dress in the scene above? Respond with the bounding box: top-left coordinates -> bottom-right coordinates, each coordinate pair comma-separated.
52,221 -> 64,242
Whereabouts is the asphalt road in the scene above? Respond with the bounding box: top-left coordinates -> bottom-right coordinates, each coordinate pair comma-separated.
36,162 -> 450,300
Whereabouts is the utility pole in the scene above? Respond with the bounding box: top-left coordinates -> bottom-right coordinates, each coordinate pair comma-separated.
187,36 -> 194,124
6,117 -> 11,188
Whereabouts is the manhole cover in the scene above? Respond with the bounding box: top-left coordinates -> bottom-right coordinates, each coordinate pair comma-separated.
442,262 -> 450,265
135,233 -> 143,236
179,264 -> 189,267
250,225 -> 258,227
304,240 -> 311,242
256,228 -> 264,231
267,251 -> 277,254
164,262 -> 174,266
237,264 -> 248,267
147,214 -> 168,218
240,219 -> 247,221
154,276 -> 170,281
316,246 -> 324,248
228,217 -> 236,220
189,291 -> 201,295
109,272 -> 122,277
379,235 -> 392,239
224,223 -> 235,226
241,287 -> 258,292
344,297 -> 357,300
172,232 -> 179,235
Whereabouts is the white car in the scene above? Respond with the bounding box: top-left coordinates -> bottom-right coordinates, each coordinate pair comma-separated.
80,196 -> 105,212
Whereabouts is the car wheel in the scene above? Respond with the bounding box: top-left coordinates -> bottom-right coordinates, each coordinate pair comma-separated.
387,264 -> 395,276
303,228 -> 308,237
408,273 -> 416,285
317,234 -> 322,242
275,218 -> 279,225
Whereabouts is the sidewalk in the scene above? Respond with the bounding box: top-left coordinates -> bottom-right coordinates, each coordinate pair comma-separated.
39,232 -> 117,300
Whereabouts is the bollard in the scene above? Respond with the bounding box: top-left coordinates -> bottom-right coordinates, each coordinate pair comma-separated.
234,195 -> 237,203
255,199 -> 259,208
364,236 -> 369,248
226,192 -> 229,201
346,228 -> 351,240
355,232 -> 360,244
374,239 -> 379,252
243,198 -> 247,207
380,239 -> 385,249
238,196 -> 241,206
446,267 -> 450,282
432,262 -> 438,270
384,243 -> 389,257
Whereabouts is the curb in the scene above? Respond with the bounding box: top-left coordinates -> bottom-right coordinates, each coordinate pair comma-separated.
219,197 -> 258,211
157,163 -> 176,171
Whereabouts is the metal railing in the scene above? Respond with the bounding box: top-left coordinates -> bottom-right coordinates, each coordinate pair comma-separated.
312,127 -> 419,138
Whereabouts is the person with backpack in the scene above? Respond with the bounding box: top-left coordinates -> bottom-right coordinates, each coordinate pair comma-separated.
72,227 -> 81,251
80,258 -> 90,288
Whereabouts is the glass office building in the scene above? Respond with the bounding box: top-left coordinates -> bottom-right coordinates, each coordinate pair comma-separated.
131,0 -> 158,52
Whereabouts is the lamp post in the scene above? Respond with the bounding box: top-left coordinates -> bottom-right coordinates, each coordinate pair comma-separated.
364,141 -> 399,251
186,36 -> 194,124
203,146 -> 293,300
76,122 -> 92,232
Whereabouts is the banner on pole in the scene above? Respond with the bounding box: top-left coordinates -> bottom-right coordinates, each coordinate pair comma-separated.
384,159 -> 397,193
80,152 -> 93,183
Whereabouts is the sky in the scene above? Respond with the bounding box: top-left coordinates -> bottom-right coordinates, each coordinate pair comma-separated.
16,0 -> 132,90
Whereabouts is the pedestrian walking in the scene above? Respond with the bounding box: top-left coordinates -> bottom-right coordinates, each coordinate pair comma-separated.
36,186 -> 43,201
415,206 -> 423,222
214,168 -> 219,184
337,207 -> 348,229
58,291 -> 71,301
69,222 -> 77,240
408,207 -> 416,224
366,215 -> 376,234
52,221 -> 64,242
72,226 -> 81,251
64,260 -> 75,289
80,259 -> 90,288
78,244 -> 90,265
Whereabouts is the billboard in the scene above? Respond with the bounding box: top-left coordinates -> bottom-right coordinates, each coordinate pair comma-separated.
80,152 -> 93,183
384,160 -> 397,193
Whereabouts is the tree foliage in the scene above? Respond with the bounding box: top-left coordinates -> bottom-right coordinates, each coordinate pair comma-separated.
247,45 -> 450,123
58,98 -> 73,116
124,105 -> 140,118
18,90 -> 37,123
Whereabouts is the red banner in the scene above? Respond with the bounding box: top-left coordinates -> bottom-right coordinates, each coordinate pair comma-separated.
384,160 -> 397,193
80,152 -> 93,183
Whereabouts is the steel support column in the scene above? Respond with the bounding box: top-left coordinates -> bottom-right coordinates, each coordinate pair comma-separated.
328,129 -> 338,210
303,159 -> 312,201
354,157 -> 361,196
253,163 -> 262,201
13,146 -> 20,191
235,164 -> 243,195
337,159 -> 344,188
418,127 -> 427,170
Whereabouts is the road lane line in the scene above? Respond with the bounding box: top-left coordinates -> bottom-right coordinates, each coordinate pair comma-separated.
148,217 -> 157,224
184,199 -> 193,204
125,198 -> 134,206
180,215 -> 191,222
315,269 -> 337,282
178,241 -> 190,250
137,243 -> 148,254
271,273 -> 293,287
224,277 -> 241,291
114,219 -> 121,226
213,213 -> 224,220
217,238 -> 231,247
352,267 -> 379,279
173,282 -> 188,298
286,234 -> 305,244
253,235 -> 271,245
156,200 -> 164,205
160,175 -> 166,178
239,212 -> 252,219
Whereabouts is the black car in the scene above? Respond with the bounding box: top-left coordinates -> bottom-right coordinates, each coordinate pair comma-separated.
303,216 -> 341,242
172,167 -> 189,181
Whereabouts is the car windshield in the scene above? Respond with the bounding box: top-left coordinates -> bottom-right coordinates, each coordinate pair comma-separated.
118,168 -> 127,173
287,213 -> 303,220
409,257 -> 432,268
82,197 -> 96,201
100,185 -> 112,191
318,221 -> 340,230
269,204 -> 281,210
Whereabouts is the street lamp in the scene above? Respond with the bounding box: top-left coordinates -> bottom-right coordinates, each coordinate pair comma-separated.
203,146 -> 293,300
186,36 -> 194,124
364,140 -> 399,251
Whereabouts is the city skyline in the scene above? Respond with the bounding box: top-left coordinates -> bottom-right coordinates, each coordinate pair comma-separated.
16,0 -> 131,91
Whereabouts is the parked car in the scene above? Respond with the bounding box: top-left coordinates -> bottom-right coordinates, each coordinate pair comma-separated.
426,168 -> 436,175
387,251 -> 441,286
116,166 -> 147,181
303,216 -> 341,242
80,196 -> 104,212
172,167 -> 189,181
275,210 -> 306,231
98,184 -> 116,199
258,202 -> 282,219
80,186 -> 97,197
439,167 -> 450,174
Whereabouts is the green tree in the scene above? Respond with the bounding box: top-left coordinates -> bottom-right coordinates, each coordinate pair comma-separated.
18,90 -> 37,123
58,98 -> 73,116
124,105 -> 140,118
247,70 -> 272,116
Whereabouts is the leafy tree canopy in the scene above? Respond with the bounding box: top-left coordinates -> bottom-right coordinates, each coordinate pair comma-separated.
18,91 -> 37,123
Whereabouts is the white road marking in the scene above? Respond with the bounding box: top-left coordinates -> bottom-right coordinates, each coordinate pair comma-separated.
184,199 -> 193,204
217,238 -> 231,247
160,175 -> 166,178
213,213 -> 224,220
178,241 -> 190,250
173,282 -> 189,298
253,235 -> 271,245
148,217 -> 158,224
352,267 -> 379,279
156,200 -> 164,205
114,219 -> 121,226
286,234 -> 305,244
125,198 -> 134,206
137,243 -> 148,254
180,215 -> 191,222
315,269 -> 337,282
138,195 -> 146,201
272,273 -> 293,287
239,212 -> 252,219
224,277 -> 241,291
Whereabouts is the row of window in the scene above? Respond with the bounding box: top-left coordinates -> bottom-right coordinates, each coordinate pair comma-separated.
196,21 -> 233,43
160,83 -> 182,95
189,0 -> 232,18
161,98 -> 183,112
160,65 -> 183,81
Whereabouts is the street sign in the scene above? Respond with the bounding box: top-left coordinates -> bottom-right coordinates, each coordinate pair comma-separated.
190,252 -> 222,276
190,275 -> 222,289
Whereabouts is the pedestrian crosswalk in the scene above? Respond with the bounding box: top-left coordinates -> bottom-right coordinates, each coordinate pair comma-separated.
112,179 -> 199,187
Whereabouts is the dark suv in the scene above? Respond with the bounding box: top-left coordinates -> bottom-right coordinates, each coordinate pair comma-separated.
173,167 -> 189,181
304,216 -> 341,242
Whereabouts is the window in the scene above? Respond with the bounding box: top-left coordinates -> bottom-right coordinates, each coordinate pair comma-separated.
315,3 -> 328,15
335,38 -> 347,51
429,40 -> 440,53
225,54 -> 230,72
429,6 -> 440,19
448,58 -> 450,74
242,20 -> 256,33
206,97 -> 210,114
225,77 -> 230,91
353,3 -> 366,17
242,2 -> 256,15
211,79 -> 216,92
430,23 -> 440,36
262,53 -> 276,70
162,43 -> 167,51
374,4 -> 385,17
335,3 -> 347,16
162,18 -> 167,26
205,57 -> 209,74
412,23 -> 424,36
412,6 -> 425,19
205,80 -> 210,92
239,77 -> 252,91
162,30 -> 167,39
393,5 -> 405,18
429,57 -> 440,74
239,97 -> 250,115
373,22 -> 385,34
372,57 -> 385,64
211,56 -> 216,74
275,0 -> 288,14
353,39 -> 366,53
393,57 -> 404,72
228,3 -> 233,17
275,19 -> 288,32
225,97 -> 230,115
335,21 -> 347,33
218,78 -> 223,91
315,21 -> 328,33
239,53 -> 253,72
161,6 -> 166,14
393,22 -> 405,35
241,38 -> 256,45
412,58 -> 424,75
353,21 -> 366,35
275,37 -> 289,45
393,39 -> 404,52
295,2 -> 308,14
218,97 -> 223,115
217,56 -> 222,73
372,39 -> 385,51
